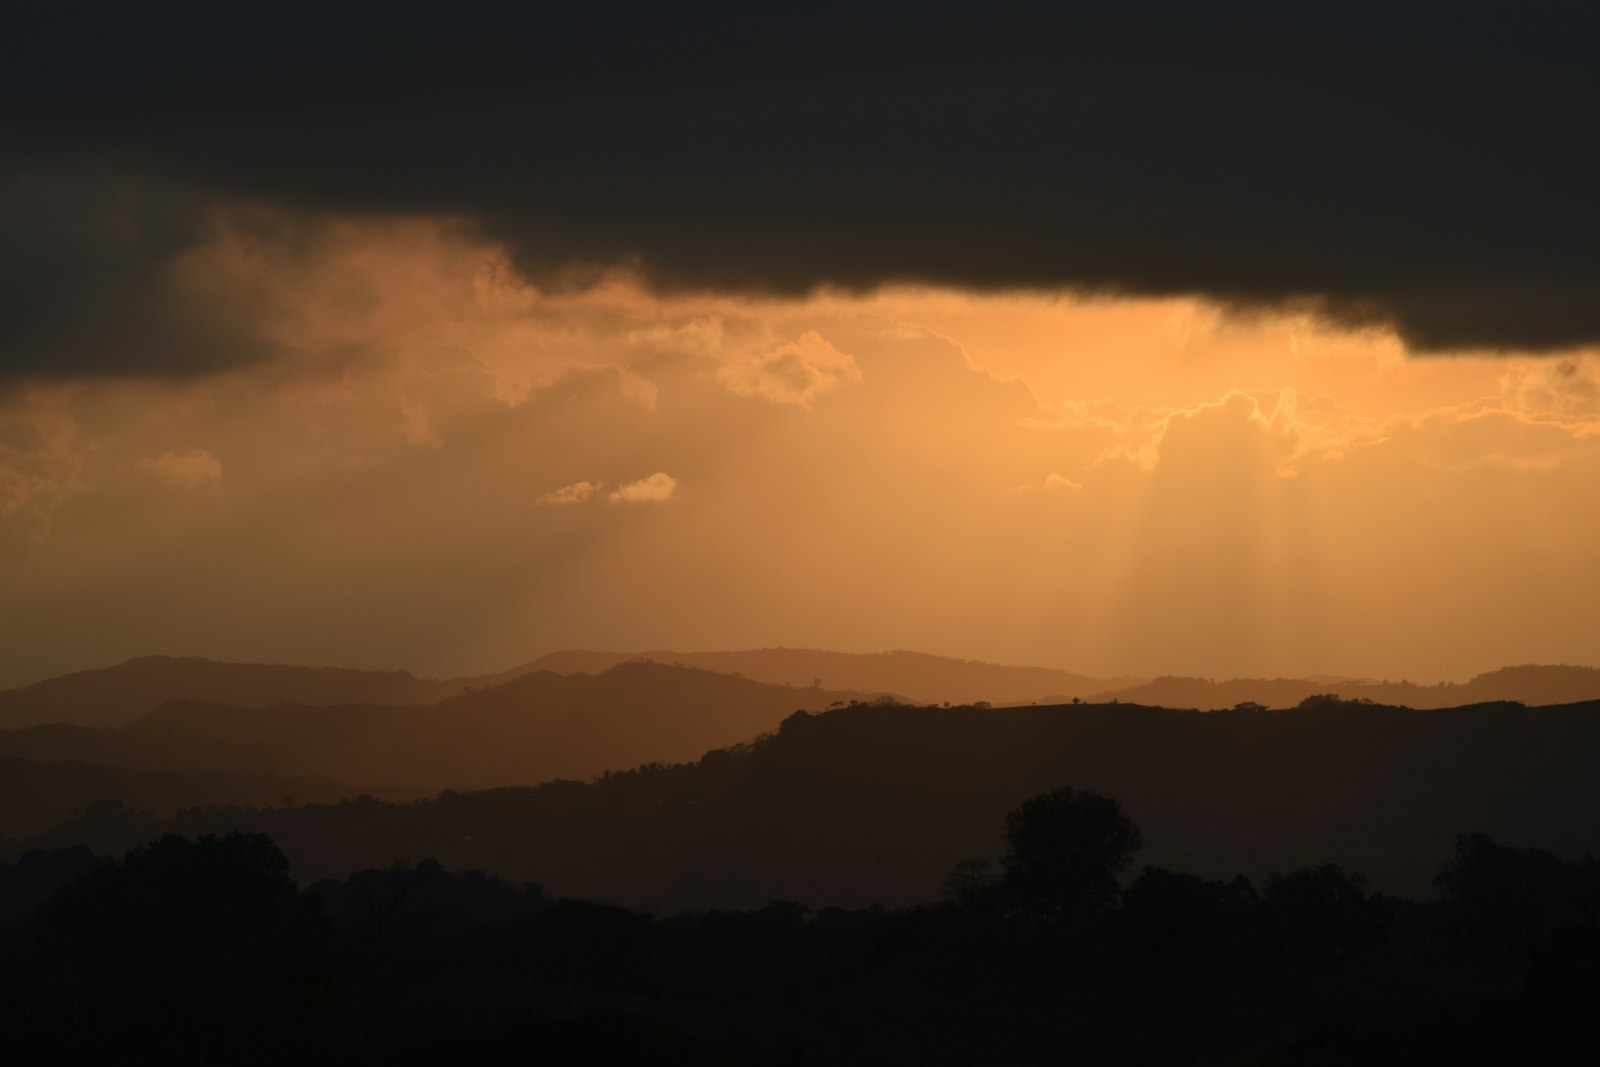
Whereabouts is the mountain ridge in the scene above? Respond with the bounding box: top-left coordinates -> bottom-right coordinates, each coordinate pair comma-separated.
1080,664 -> 1600,710
6,651 -> 1599,732
0,662 -> 892,792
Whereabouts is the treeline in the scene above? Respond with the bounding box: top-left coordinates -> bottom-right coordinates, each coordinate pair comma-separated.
1081,664 -> 1600,711
3,788 -> 1598,1065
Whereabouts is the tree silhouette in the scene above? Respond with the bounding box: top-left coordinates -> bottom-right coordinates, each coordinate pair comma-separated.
1001,786 -> 1142,921
1433,833 -> 1597,967
43,831 -> 310,966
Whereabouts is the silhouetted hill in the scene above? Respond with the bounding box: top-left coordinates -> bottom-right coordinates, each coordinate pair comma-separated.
525,647 -> 1131,705
30,697 -> 1600,910
13,651 -> 1596,733
0,655 -> 477,729
0,663 -> 887,792
1088,664 -> 1600,710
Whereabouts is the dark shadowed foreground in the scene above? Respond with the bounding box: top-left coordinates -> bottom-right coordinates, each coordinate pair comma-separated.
3,789 -> 1596,1065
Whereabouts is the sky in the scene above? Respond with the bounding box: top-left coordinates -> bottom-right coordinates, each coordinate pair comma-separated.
3,3 -> 1599,688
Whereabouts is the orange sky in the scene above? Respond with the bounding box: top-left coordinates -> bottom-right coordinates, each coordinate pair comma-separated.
2,216 -> 1597,688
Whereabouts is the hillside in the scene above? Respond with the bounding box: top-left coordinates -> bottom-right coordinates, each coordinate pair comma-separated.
0,663 -> 886,792
29,697 -> 1600,910
0,656 -> 478,729
0,755 -> 407,842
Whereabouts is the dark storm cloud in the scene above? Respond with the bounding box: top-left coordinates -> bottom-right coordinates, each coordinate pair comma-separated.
0,171 -> 277,378
3,1 -> 1599,376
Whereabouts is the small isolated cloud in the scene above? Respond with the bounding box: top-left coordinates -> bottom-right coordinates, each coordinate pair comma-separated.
139,449 -> 223,490
539,472 -> 678,506
609,472 -> 678,504
1013,472 -> 1084,495
717,331 -> 861,407
537,480 -> 601,506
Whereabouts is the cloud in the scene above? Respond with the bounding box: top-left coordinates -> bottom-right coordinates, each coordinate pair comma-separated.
0,395 -> 86,536
626,316 -> 726,356
1499,358 -> 1600,423
537,480 -> 601,505
538,473 -> 679,505
0,172 -> 281,380
1050,389 -> 1377,478
1014,472 -> 1085,494
138,449 -> 223,490
5,3 -> 1600,374
609,472 -> 678,504
717,331 -> 861,407
9,278 -> 1600,687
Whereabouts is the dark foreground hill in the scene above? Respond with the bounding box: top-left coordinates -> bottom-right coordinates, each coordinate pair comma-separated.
28,697 -> 1600,910
0,663 -> 886,794
8,808 -> 1597,1065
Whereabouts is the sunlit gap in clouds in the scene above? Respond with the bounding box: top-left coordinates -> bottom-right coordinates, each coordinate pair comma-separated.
3,206 -> 1600,685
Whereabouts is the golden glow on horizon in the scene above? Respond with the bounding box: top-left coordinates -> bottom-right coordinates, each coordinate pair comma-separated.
2,215 -> 1598,688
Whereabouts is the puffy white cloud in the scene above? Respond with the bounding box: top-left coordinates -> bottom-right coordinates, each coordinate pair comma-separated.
538,473 -> 680,506
537,480 -> 601,505
609,472 -> 678,504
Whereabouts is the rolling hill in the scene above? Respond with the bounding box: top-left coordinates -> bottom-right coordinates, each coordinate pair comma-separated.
27,696 -> 1600,910
0,656 -> 477,729
12,650 -> 1597,732
0,663 -> 888,792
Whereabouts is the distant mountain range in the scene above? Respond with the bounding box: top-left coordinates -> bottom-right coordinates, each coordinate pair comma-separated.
1074,666 -> 1600,710
0,648 -> 1105,729
0,663 -> 888,796
6,651 -> 1598,731
524,654 -> 1599,710
523,648 -> 1134,706
0,656 -> 472,730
